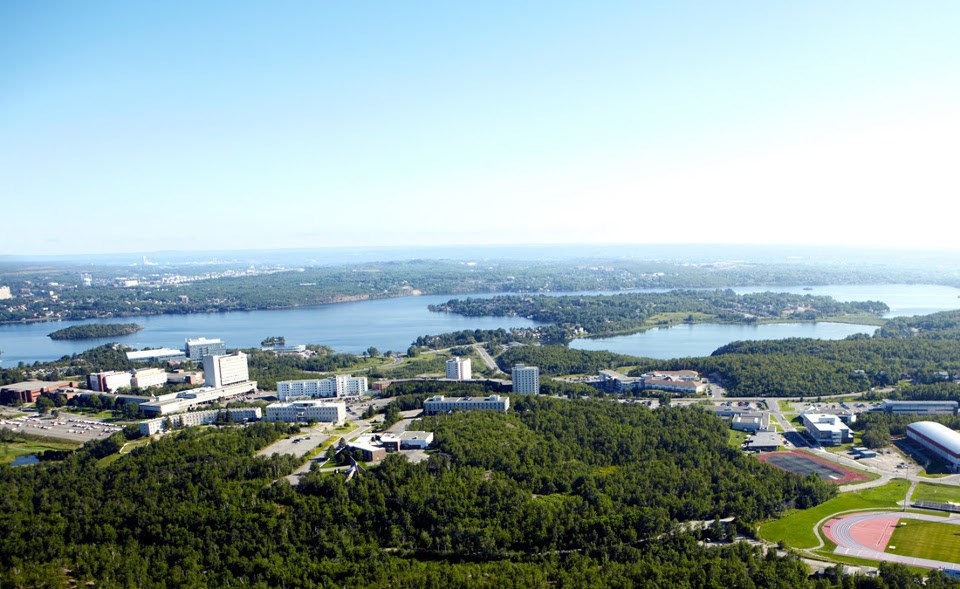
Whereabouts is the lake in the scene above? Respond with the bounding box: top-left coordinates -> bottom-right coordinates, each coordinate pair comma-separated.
570,284 -> 960,359
1,284 -> 958,365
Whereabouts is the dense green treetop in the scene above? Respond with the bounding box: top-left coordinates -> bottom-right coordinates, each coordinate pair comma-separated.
48,323 -> 143,340
432,290 -> 888,342
0,257 -> 919,323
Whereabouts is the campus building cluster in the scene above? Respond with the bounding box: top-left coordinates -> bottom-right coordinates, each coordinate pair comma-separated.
276,375 -> 368,401
138,380 -> 257,416
596,369 -> 706,395
87,368 -> 168,392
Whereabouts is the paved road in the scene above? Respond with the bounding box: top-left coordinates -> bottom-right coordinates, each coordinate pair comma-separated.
473,343 -> 505,375
803,447 -> 960,490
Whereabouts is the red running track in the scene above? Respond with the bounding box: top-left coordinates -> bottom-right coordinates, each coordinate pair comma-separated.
821,511 -> 960,571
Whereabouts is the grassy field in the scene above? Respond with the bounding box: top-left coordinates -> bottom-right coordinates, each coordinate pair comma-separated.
728,429 -> 750,449
887,520 -> 960,563
0,439 -> 81,464
913,482 -> 960,504
759,479 -> 910,549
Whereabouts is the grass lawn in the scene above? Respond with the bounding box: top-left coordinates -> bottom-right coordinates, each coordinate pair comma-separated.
913,482 -> 960,504
759,479 -> 910,549
728,429 -> 749,449
0,440 -> 81,464
887,520 -> 960,563
328,422 -> 355,434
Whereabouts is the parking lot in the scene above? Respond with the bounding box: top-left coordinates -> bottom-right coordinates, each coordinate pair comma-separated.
0,410 -> 124,443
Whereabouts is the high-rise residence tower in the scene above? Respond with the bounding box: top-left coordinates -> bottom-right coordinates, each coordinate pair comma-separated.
512,364 -> 539,394
446,357 -> 472,380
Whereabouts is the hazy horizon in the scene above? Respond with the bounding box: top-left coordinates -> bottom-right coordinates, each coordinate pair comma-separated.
4,242 -> 960,271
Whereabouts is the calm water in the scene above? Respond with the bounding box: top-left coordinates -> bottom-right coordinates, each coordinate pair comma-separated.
1,284 -> 959,365
570,284 -> 960,359
10,455 -> 39,466
0,294 -> 540,366
571,322 -> 879,359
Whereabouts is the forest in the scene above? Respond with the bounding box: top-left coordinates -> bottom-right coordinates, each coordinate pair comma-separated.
0,256 -> 927,323
431,290 -> 888,342
485,310 -> 960,398
7,393 -> 950,588
47,323 -> 143,340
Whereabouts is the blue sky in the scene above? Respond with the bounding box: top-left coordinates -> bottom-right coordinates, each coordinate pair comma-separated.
2,1 -> 958,255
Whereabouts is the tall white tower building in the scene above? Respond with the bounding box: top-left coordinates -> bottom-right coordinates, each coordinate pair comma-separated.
204,351 -> 250,388
512,364 -> 539,394
446,357 -> 472,380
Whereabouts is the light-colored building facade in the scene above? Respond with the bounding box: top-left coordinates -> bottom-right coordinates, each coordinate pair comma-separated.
265,400 -> 346,424
732,413 -> 771,432
906,421 -> 960,473
138,380 -> 257,416
276,375 -> 368,401
131,368 -> 167,389
126,348 -> 187,362
881,400 -> 959,416
802,413 -> 853,446
0,286 -> 12,300
88,371 -> 133,392
446,357 -> 472,380
423,394 -> 510,414
185,337 -> 226,360
380,431 -> 434,451
140,407 -> 262,436
203,351 -> 249,388
512,364 -> 539,394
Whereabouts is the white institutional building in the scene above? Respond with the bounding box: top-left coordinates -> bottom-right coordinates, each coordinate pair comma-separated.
445,357 -> 472,380
512,364 -> 540,394
185,337 -> 226,360
203,351 -> 250,388
140,407 -> 262,436
801,413 -> 853,446
265,400 -> 346,424
276,375 -> 368,401
423,394 -> 510,414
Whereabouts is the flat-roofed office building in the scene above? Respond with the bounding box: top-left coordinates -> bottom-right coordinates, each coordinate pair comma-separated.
802,413 -> 853,446
423,394 -> 509,414
276,375 -> 368,400
185,337 -> 226,360
265,400 -> 346,424
881,400 -> 958,416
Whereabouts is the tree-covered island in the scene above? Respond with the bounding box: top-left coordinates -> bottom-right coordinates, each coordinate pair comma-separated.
430,290 -> 889,343
48,323 -> 144,340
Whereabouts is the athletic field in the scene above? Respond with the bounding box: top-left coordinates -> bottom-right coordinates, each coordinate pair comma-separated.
757,450 -> 869,484
824,511 -> 960,570
887,519 -> 960,564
